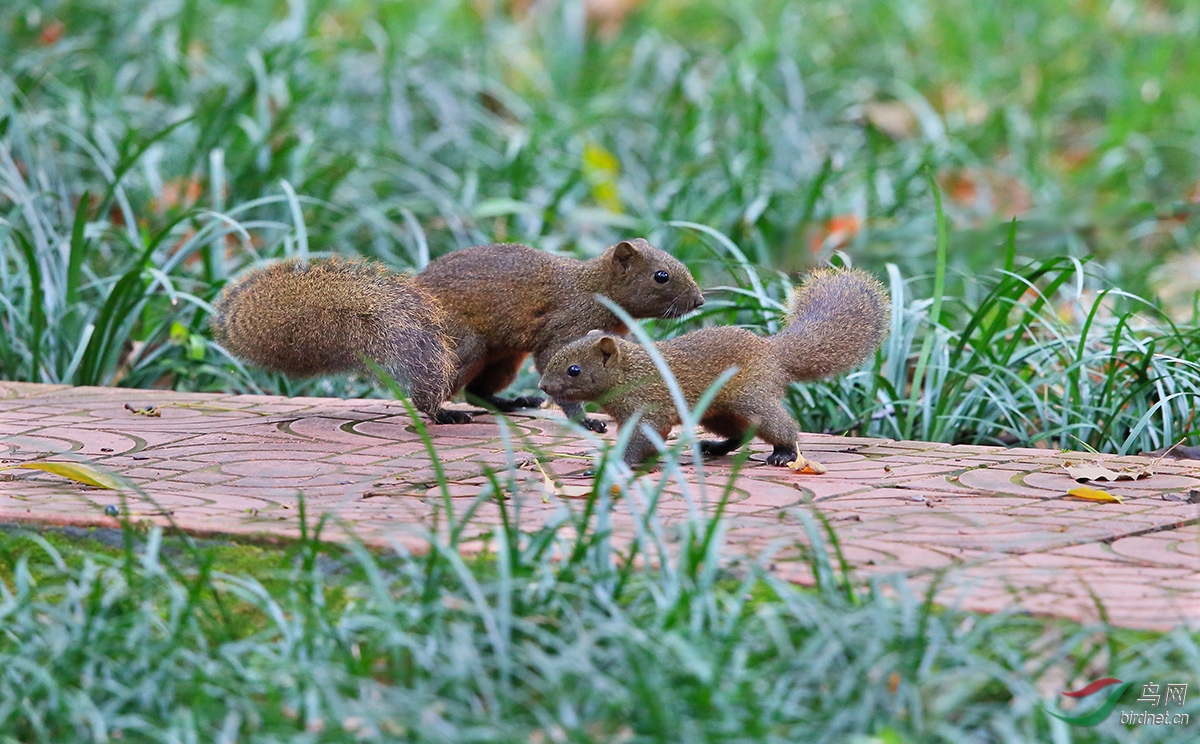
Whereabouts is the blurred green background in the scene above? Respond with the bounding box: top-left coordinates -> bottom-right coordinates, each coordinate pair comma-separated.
4,0 -> 1200,450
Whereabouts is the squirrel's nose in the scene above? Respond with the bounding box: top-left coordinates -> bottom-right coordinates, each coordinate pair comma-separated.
694,294 -> 705,308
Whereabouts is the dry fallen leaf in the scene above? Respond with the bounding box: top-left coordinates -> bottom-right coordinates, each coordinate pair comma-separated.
1067,486 -> 1123,504
1063,460 -> 1153,483
558,485 -> 594,499
0,461 -> 122,490
39,19 -> 65,46
533,460 -> 558,503
809,214 -> 861,252
786,448 -> 827,475
862,100 -> 918,139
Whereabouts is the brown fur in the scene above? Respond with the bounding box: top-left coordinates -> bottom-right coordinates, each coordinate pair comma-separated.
211,240 -> 704,425
539,268 -> 890,466
211,257 -> 455,415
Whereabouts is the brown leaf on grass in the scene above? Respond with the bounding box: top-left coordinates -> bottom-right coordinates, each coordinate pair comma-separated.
939,84 -> 989,126
1062,460 -> 1154,483
862,101 -> 918,140
38,20 -> 64,46
152,178 -> 203,214
938,168 -> 1033,219
808,215 -> 860,253
1050,147 -> 1092,174
586,0 -> 642,39
941,170 -> 980,204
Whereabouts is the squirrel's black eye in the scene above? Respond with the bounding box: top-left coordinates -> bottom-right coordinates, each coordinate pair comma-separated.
654,270 -> 669,284
568,365 -> 581,377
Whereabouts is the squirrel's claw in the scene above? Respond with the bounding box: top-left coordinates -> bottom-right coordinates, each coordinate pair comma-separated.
434,408 -> 474,425
766,447 -> 798,466
581,417 -> 608,434
510,395 -> 546,410
467,393 -> 544,413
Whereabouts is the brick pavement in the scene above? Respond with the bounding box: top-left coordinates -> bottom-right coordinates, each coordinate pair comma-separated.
0,381 -> 1197,631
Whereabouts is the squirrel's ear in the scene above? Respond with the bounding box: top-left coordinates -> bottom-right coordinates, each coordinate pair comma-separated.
596,335 -> 620,365
611,240 -> 639,271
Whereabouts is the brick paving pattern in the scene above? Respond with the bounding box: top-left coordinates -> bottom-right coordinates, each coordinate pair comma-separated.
1,382 -> 1197,631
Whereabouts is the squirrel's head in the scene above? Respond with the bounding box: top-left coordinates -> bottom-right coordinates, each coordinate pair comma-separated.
594,239 -> 704,319
539,331 -> 629,403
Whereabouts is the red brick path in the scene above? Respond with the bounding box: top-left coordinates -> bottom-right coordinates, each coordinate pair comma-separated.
1,382 -> 1197,631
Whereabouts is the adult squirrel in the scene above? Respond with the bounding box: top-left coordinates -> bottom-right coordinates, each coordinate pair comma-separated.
211,240 -> 704,428
538,267 -> 890,466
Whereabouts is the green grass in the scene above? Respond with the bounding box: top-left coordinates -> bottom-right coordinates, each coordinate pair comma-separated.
0,487 -> 1196,743
3,1 -> 1200,740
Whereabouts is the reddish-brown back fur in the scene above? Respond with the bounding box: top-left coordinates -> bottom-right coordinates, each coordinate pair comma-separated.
414,239 -> 703,396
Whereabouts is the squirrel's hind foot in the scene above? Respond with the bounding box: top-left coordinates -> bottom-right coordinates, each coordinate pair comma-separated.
699,438 -> 741,458
580,417 -> 607,434
434,408 -> 475,425
765,446 -> 799,466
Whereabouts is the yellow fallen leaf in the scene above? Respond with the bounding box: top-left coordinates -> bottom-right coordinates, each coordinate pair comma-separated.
0,461 -> 123,490
1067,486 -> 1123,504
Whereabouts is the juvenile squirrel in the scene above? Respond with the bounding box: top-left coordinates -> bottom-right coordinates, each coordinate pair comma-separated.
211,240 -> 704,428
538,268 -> 890,467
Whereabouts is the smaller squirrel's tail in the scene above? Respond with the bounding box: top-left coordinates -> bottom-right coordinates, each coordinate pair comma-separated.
772,267 -> 891,382
211,257 -> 456,415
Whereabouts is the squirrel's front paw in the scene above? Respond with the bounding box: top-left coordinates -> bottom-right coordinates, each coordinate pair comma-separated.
765,449 -> 798,466
511,395 -> 545,410
581,417 -> 608,434
434,409 -> 475,425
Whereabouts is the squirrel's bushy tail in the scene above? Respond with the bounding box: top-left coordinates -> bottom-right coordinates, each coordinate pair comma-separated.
772,267 -> 891,382
211,257 -> 456,414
